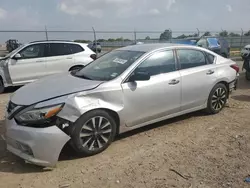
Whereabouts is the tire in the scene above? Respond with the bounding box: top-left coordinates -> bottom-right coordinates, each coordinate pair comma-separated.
221,53 -> 227,58
206,83 -> 228,114
0,79 -> 5,94
246,71 -> 250,81
70,110 -> 117,156
69,65 -> 83,72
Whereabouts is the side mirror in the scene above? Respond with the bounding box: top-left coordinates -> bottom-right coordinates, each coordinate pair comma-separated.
128,71 -> 150,82
197,44 -> 202,47
13,53 -> 21,60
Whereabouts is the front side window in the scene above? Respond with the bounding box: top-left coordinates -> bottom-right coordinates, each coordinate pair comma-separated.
135,50 -> 176,76
73,50 -> 145,81
49,43 -> 72,56
177,49 -> 207,69
19,44 -> 45,59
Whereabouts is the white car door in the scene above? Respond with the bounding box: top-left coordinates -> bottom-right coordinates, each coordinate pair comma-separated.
176,48 -> 217,111
8,43 -> 48,85
45,43 -> 75,75
121,50 -> 181,127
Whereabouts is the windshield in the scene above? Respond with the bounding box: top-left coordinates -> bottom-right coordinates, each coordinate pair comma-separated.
4,44 -> 25,58
73,50 -> 145,81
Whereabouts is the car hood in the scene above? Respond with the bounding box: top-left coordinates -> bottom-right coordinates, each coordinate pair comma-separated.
11,73 -> 104,106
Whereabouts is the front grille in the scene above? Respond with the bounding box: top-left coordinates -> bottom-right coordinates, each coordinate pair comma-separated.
7,101 -> 17,113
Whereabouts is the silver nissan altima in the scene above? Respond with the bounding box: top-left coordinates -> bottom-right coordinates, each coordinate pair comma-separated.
3,44 -> 239,167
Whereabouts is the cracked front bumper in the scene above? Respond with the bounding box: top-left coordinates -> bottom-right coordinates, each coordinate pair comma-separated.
3,118 -> 70,167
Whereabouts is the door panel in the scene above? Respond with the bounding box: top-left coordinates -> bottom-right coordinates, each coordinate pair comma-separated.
177,49 -> 217,111
121,50 -> 181,127
46,43 -> 75,75
8,43 -> 47,85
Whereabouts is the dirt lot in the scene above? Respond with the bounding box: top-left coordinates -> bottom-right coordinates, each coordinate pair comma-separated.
0,61 -> 250,188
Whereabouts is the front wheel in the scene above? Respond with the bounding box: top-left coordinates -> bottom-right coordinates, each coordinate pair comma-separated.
71,110 -> 117,156
0,79 -> 5,94
246,71 -> 250,81
206,83 -> 228,114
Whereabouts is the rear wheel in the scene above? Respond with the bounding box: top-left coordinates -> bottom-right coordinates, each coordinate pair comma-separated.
246,71 -> 250,81
206,83 -> 228,114
71,110 -> 117,156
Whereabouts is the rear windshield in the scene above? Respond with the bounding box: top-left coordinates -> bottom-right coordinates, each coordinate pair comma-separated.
207,38 -> 220,48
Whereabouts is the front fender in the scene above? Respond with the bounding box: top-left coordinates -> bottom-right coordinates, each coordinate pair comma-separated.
57,89 -> 124,124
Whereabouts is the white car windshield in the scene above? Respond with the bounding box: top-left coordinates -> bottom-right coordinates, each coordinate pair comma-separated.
73,50 -> 145,81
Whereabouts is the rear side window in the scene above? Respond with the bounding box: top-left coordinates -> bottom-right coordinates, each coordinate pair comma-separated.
206,53 -> 215,64
177,49 -> 207,69
69,44 -> 84,54
136,50 -> 176,76
49,43 -> 72,56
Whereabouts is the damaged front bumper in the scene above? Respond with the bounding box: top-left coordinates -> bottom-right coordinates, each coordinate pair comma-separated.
3,118 -> 70,167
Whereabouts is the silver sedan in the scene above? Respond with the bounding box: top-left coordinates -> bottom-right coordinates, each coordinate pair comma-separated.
3,44 -> 239,167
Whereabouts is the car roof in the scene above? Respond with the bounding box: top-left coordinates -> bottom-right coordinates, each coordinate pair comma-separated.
116,43 -> 190,52
29,40 -> 88,46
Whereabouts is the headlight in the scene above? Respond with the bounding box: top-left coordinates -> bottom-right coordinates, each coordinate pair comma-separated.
15,104 -> 64,124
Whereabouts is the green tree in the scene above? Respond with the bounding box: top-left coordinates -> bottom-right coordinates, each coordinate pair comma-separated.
219,30 -> 228,37
159,30 -> 172,41
244,30 -> 250,36
203,31 -> 211,37
74,40 -> 91,43
108,38 -> 115,42
97,39 -> 105,42
145,36 -> 151,40
229,32 -> 240,37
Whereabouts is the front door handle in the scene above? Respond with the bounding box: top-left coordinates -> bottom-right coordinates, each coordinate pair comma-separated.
169,79 -> 180,85
36,60 -> 45,63
206,70 -> 215,75
66,57 -> 73,59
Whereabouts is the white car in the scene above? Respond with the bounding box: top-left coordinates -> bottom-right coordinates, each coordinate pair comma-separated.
0,40 -> 96,93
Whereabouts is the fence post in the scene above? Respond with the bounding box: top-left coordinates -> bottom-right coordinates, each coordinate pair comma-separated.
240,28 -> 244,48
45,25 -> 48,40
92,27 -> 98,56
196,28 -> 200,37
134,29 -> 137,44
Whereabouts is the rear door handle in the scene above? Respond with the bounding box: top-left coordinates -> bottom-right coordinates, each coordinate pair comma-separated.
66,57 -> 73,59
206,70 -> 215,75
169,79 -> 180,85
36,60 -> 45,63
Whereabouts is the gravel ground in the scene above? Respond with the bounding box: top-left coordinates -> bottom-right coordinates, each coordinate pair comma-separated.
0,62 -> 250,188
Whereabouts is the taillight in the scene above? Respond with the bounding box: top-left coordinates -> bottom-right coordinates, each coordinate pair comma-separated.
90,54 -> 97,60
230,64 -> 239,73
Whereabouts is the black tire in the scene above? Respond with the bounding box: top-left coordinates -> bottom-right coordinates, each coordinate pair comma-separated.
246,71 -> 250,81
206,83 -> 228,114
69,65 -> 84,72
221,53 -> 228,58
0,79 -> 5,94
70,110 -> 117,156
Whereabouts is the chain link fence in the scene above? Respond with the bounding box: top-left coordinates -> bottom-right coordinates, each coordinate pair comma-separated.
0,29 -> 250,56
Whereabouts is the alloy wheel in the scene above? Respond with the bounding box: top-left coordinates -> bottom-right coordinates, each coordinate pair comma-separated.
80,116 -> 112,151
211,87 -> 227,111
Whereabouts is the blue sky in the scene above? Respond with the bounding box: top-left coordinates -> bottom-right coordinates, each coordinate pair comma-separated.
0,0 -> 250,42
